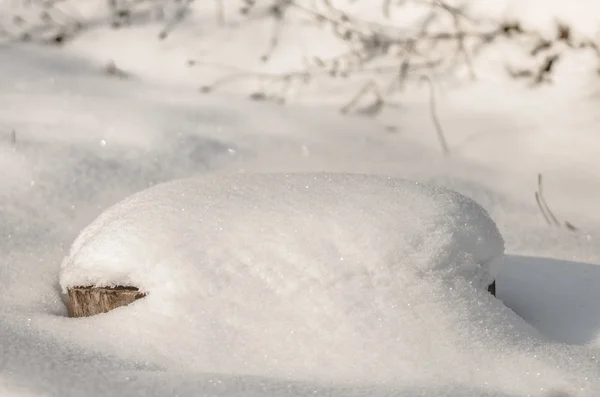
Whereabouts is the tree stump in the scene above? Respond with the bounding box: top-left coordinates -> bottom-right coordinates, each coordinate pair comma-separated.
67,286 -> 146,318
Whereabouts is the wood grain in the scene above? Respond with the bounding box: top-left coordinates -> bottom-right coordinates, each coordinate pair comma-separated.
67,286 -> 146,317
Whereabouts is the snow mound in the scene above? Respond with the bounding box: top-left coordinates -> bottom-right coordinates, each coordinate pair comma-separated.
57,173 -> 513,382
60,172 -> 503,293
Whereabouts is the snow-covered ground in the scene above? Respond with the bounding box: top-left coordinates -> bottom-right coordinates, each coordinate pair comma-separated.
2,1 -> 600,396
57,173 -> 508,383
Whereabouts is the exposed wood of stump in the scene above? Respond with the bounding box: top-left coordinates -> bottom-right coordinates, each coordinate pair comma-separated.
67,286 -> 146,318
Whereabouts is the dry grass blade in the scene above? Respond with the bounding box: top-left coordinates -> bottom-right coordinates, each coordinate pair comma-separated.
537,173 -> 560,226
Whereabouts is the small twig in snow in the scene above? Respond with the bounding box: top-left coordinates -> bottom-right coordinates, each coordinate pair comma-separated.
535,190 -> 553,226
535,173 -> 578,231
261,14 -> 285,62
564,221 -> 578,231
340,80 -> 381,114
158,0 -> 195,40
536,173 -> 560,226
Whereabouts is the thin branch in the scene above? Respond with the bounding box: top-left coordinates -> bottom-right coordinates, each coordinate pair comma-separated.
158,0 -> 195,40
420,75 -> 449,155
535,191 -> 553,226
534,173 -> 578,231
564,221 -> 578,231
340,80 -> 379,114
192,58 -> 442,86
261,10 -> 286,62
537,173 -> 560,226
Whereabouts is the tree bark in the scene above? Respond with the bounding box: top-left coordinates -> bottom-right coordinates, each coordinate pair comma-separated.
67,286 -> 146,318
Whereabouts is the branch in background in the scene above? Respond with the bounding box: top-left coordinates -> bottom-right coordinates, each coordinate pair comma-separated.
198,67 -> 305,104
232,0 -> 600,96
108,0 -> 131,28
192,57 -> 441,106
5,0 -> 589,115
420,75 -> 449,155
508,54 -> 560,86
431,0 -> 477,80
340,80 -> 384,115
504,21 -> 600,86
0,0 -> 82,44
260,5 -> 287,62
158,0 -> 195,40
193,0 -> 523,111
275,0 -> 486,79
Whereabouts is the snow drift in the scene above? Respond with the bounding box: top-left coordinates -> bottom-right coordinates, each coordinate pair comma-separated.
56,173 -> 596,394
60,172 -> 504,293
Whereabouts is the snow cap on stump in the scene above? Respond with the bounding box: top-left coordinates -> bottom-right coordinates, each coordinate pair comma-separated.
59,172 -> 505,380
60,172 -> 503,306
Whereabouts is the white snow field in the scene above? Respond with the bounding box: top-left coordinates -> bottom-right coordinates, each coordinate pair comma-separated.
2,0 -> 600,396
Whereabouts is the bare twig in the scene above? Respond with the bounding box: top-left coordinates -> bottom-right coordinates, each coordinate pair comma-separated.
564,221 -> 578,231
199,72 -> 257,93
535,173 -> 578,231
433,0 -> 477,80
193,58 -> 442,93
261,9 -> 286,62
191,0 -> 600,107
340,80 -> 384,115
537,173 -> 560,226
158,0 -> 195,40
420,75 -> 449,155
535,191 -> 553,226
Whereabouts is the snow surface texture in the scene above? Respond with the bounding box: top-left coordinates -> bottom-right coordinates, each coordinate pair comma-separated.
3,0 -> 600,395
56,174 -> 593,394
60,173 -> 503,292
58,173 -> 507,381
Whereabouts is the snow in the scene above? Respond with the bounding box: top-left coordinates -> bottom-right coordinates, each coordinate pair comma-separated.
498,255 -> 600,345
56,173 -> 509,382
60,173 -> 504,292
3,0 -> 600,396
